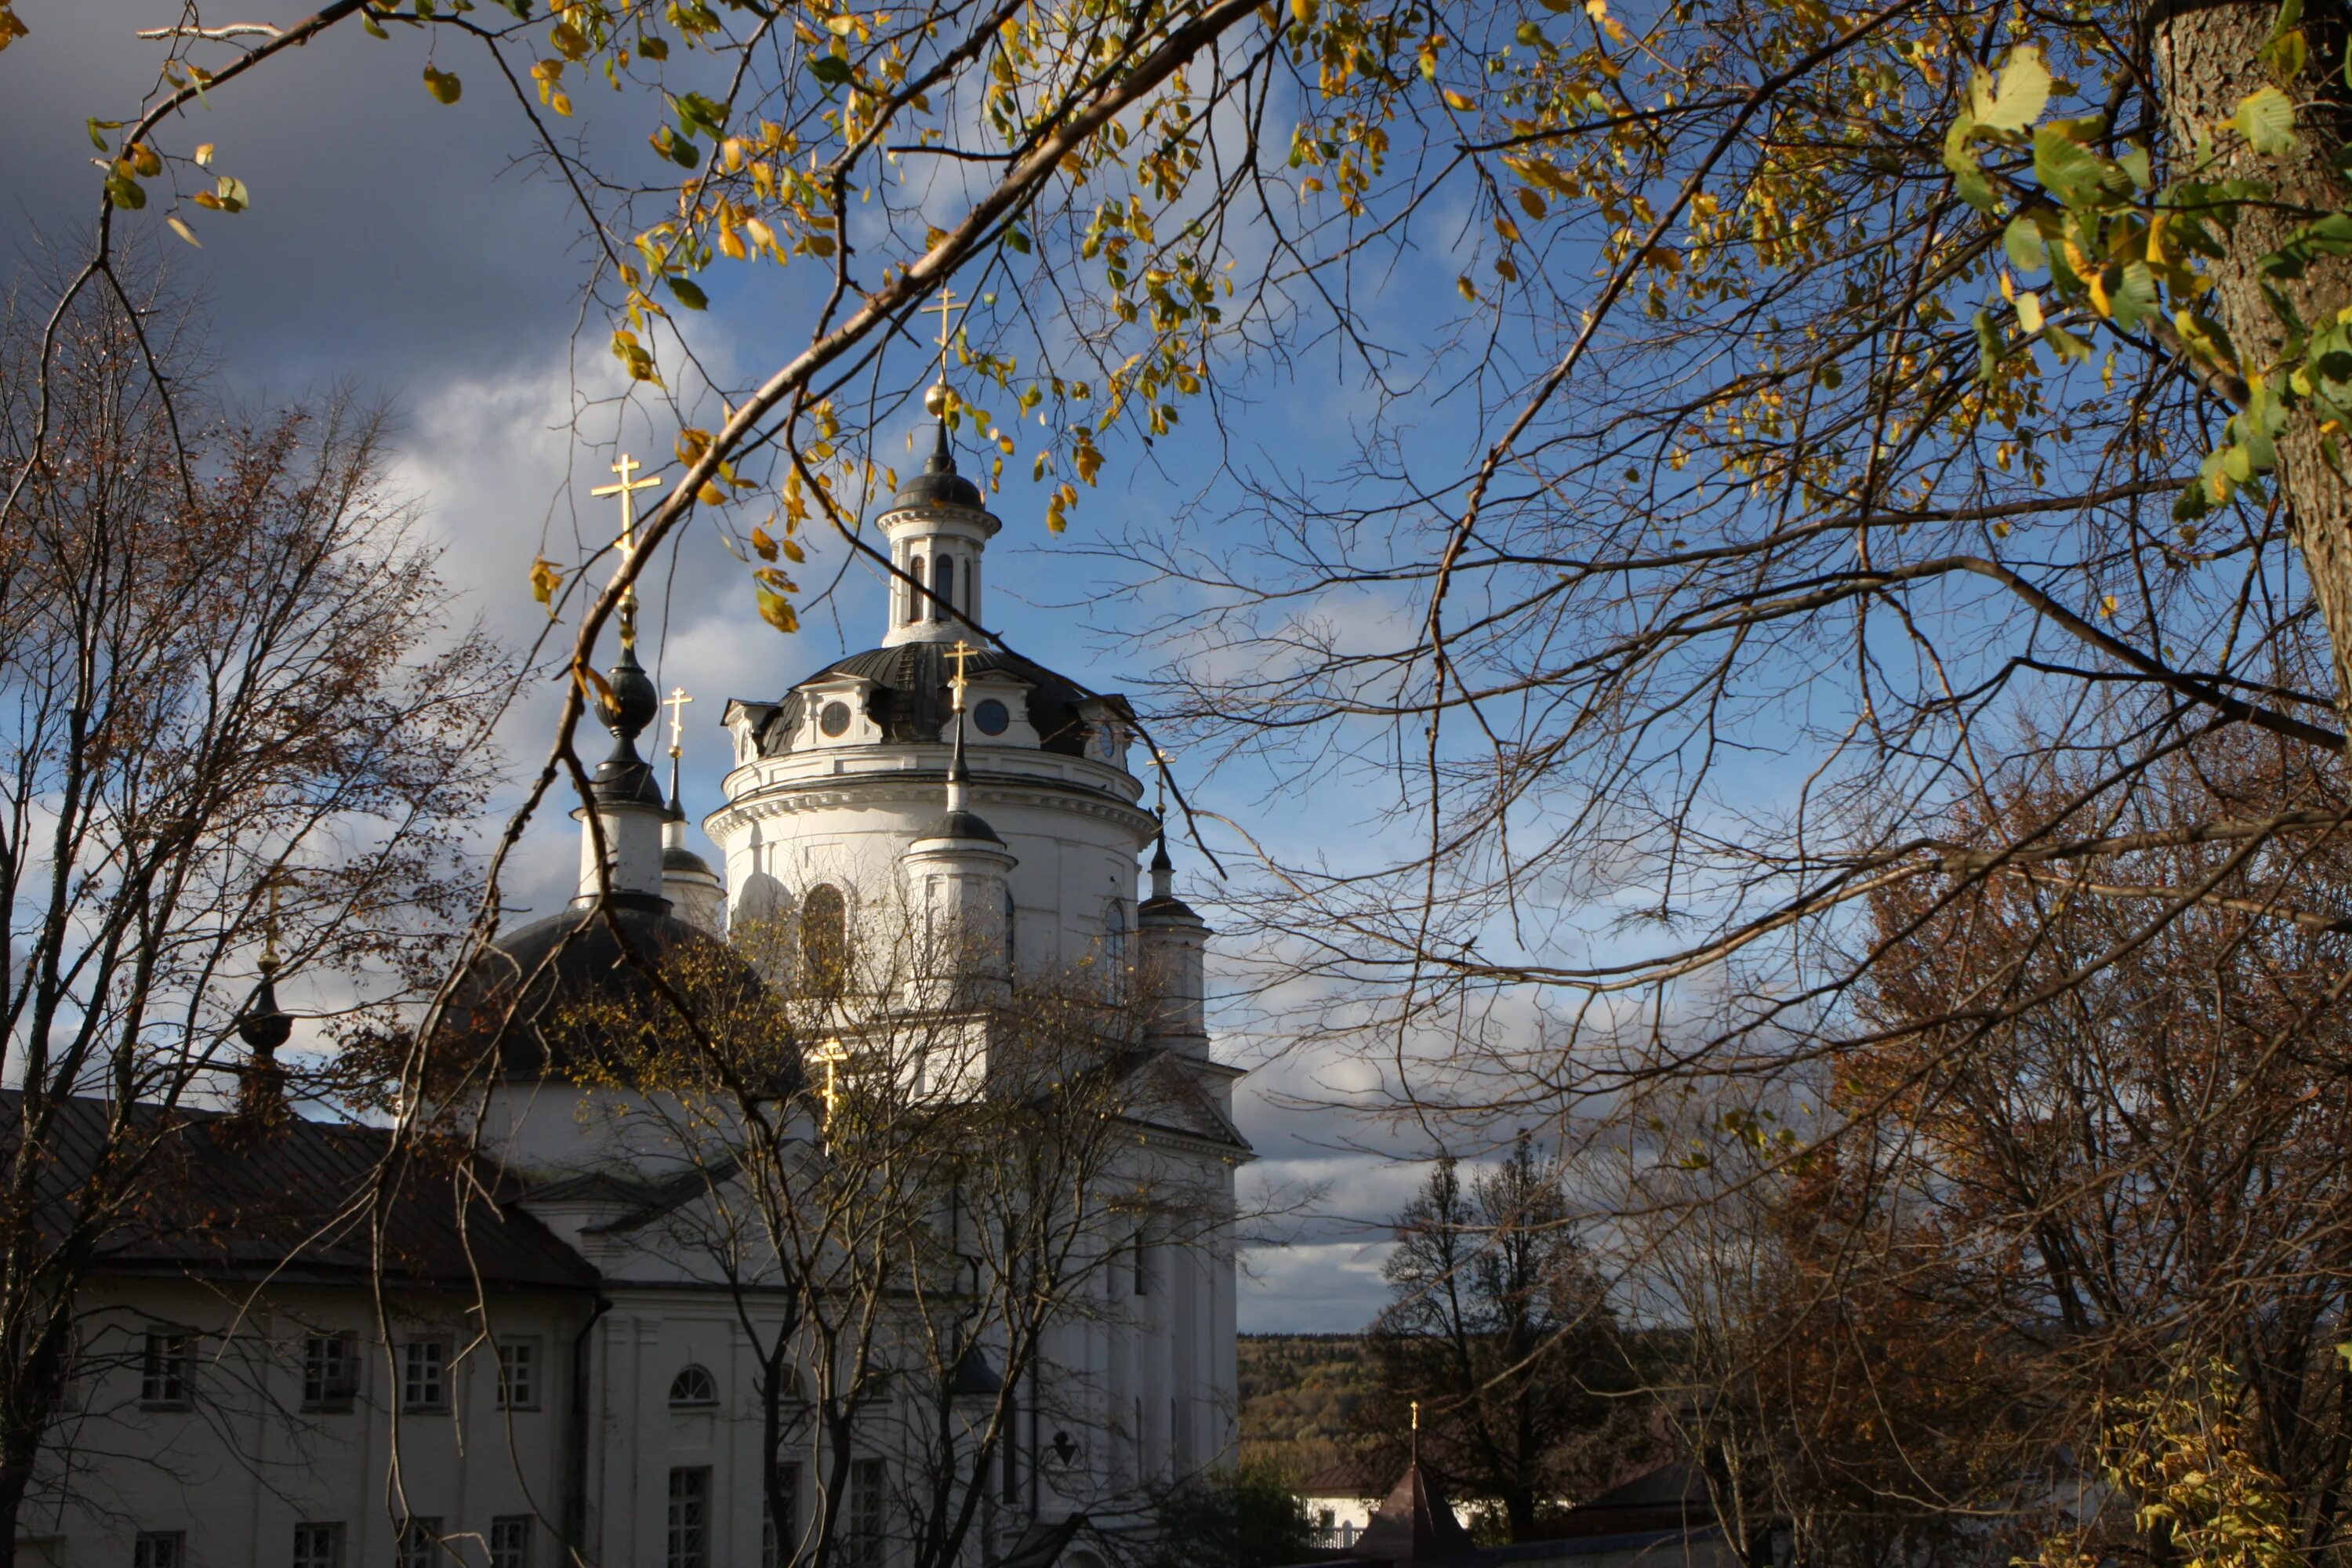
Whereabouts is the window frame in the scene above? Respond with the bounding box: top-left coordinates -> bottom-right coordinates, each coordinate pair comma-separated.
140,1330 -> 194,1410
761,1461 -> 802,1568
488,1515 -> 533,1568
666,1465 -> 713,1568
301,1334 -> 358,1414
401,1338 -> 449,1414
394,1517 -> 441,1568
667,1363 -> 719,1409
292,1521 -> 346,1568
848,1457 -> 888,1568
132,1531 -> 186,1568
496,1338 -> 539,1411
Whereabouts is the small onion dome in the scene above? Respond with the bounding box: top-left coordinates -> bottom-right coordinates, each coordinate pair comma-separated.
914,808 -> 1003,845
592,645 -> 666,810
1139,830 -> 1199,920
663,842 -> 719,877
235,965 -> 294,1054
888,417 -> 984,513
436,895 -> 794,1087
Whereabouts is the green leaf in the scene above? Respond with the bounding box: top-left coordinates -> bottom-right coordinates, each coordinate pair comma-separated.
2033,127 -> 2112,208
1969,43 -> 2049,133
423,64 -> 463,104
2004,216 -> 2047,272
667,276 -> 710,310
2109,260 -> 2160,330
808,53 -> 852,86
103,174 -> 144,210
2118,145 -> 2152,190
2234,86 -> 2297,155
86,117 -> 123,152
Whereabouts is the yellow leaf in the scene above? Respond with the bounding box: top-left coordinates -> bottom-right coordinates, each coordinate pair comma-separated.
1457,274 -> 1478,300
2016,292 -> 2043,333
1517,187 -> 1547,222
530,556 -> 562,611
1441,88 -> 1474,111
1291,0 -> 1316,23
423,65 -> 463,104
757,589 -> 800,633
165,215 -> 201,248
193,143 -> 214,167
698,480 -> 727,506
751,527 -> 780,561
780,537 -> 805,563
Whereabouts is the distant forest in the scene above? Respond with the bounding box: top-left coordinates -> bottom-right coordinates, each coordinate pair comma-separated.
1236,1334 -> 1379,1483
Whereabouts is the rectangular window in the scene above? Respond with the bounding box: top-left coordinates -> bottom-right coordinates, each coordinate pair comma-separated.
302,1336 -> 357,1412
848,1458 -> 887,1568
132,1533 -> 185,1568
488,1516 -> 532,1568
141,1332 -> 193,1408
401,1340 -> 447,1413
1132,1230 -> 1149,1296
760,1464 -> 801,1568
666,1466 -> 711,1568
496,1339 -> 538,1410
292,1522 -> 345,1568
394,1518 -> 441,1568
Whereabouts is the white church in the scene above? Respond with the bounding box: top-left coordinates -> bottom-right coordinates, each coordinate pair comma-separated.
16,414 -> 1248,1568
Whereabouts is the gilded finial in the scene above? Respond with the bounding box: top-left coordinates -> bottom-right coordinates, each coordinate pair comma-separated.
664,685 -> 694,760
590,452 -> 666,649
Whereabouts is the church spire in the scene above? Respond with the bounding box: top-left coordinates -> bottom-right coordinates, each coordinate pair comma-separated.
574,455 -> 672,907
880,289 -> 999,648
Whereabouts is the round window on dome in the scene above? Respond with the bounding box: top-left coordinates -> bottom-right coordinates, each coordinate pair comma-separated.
819,701 -> 852,739
973,699 -> 1011,737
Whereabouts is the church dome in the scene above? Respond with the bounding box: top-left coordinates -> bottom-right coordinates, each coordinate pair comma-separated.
438,895 -> 792,1087
746,641 -> 1121,757
887,421 -> 985,513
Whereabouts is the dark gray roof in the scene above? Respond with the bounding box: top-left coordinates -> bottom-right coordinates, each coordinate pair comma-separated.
0,1091 -> 598,1293
741,641 -> 1130,759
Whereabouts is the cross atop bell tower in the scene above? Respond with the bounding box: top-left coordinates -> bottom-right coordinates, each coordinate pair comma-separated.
880,289 -> 1001,649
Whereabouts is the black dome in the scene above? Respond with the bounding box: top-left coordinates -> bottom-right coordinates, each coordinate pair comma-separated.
440,897 -> 793,1087
887,419 -> 987,513
742,641 -> 1123,758
914,808 -> 1004,844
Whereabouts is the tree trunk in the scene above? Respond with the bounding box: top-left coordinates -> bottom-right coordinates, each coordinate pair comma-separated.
2153,0 -> 2352,731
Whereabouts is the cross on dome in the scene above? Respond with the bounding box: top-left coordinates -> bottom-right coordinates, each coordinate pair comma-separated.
590,452 -> 666,648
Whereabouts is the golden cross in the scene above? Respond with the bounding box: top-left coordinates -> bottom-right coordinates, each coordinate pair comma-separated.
664,686 -> 694,760
1146,743 -> 1173,814
590,452 -> 666,646
811,1036 -> 851,1126
927,287 -> 966,381
946,638 -> 976,711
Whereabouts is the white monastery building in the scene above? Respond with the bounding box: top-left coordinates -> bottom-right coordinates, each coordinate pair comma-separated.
14,415 -> 1248,1568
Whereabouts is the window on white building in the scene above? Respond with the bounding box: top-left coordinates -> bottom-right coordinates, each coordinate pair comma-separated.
394,1518 -> 441,1568
668,1365 -> 718,1407
760,1464 -> 801,1568
302,1335 -> 357,1412
140,1331 -> 193,1408
292,1522 -> 345,1568
666,1467 -> 712,1568
497,1339 -> 539,1410
401,1339 -> 448,1412
132,1532 -> 185,1568
801,885 -> 848,995
488,1515 -> 533,1568
848,1458 -> 887,1568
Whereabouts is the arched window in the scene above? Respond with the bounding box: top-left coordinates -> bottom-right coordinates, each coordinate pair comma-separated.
906,556 -> 925,624
1003,887 -> 1018,978
802,884 -> 848,993
1103,899 -> 1127,969
669,1366 -> 718,1407
933,555 -> 956,622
